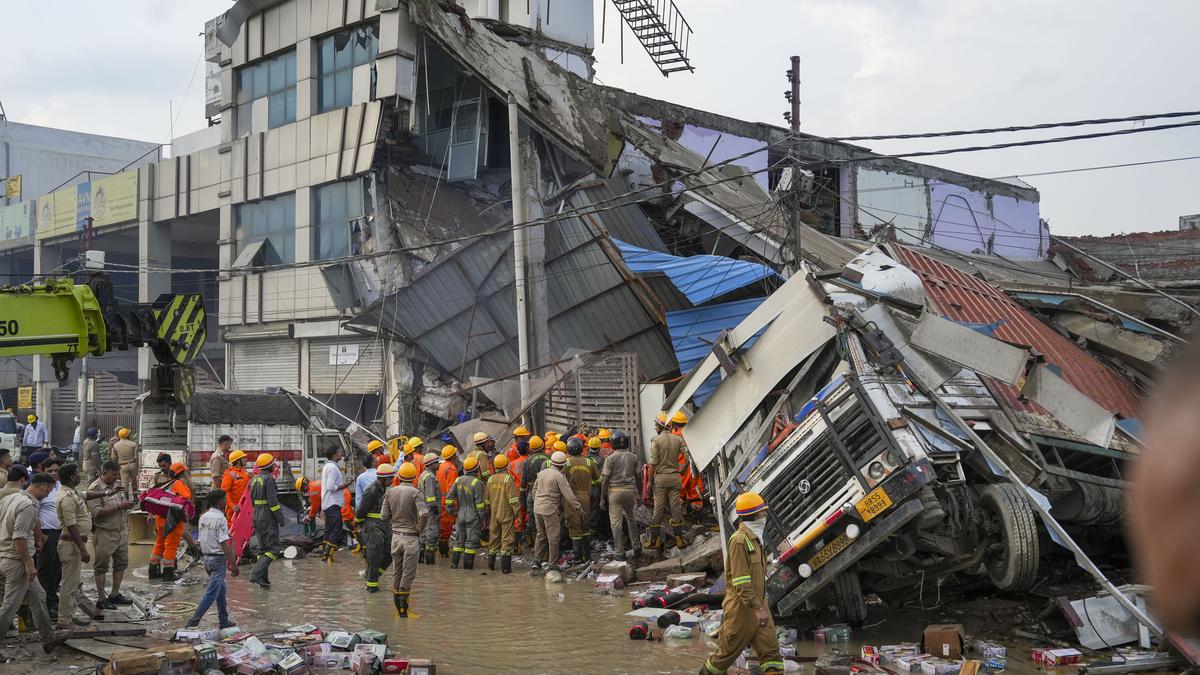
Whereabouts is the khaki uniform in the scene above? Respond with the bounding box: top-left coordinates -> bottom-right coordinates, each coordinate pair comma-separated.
602,449 -> 642,554
702,524 -> 783,675
467,448 -> 495,478
80,439 -> 101,481
531,467 -> 581,564
208,450 -> 229,488
649,431 -> 685,530
485,472 -> 519,556
380,483 -> 424,592
56,485 -> 93,627
111,439 -> 141,496
564,456 -> 599,541
0,492 -> 55,644
87,478 -> 129,576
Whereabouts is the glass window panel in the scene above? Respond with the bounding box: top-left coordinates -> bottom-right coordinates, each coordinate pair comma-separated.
285,88 -> 296,123
320,36 -> 335,75
252,63 -> 268,98
452,102 -> 479,143
334,32 -> 352,71
268,56 -> 285,93
237,70 -> 251,104
335,71 -> 351,109
268,94 -> 284,129
285,51 -> 297,85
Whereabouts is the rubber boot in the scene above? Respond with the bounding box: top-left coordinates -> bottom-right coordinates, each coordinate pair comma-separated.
572,538 -> 584,562
450,551 -> 461,569
393,591 -> 409,618
148,563 -> 161,580
674,534 -> 687,550
648,526 -> 663,554
463,553 -> 475,570
439,540 -> 449,558
425,546 -> 437,565
249,556 -> 271,589
160,566 -> 177,582
488,554 -> 496,571
416,548 -> 426,565
501,555 -> 512,575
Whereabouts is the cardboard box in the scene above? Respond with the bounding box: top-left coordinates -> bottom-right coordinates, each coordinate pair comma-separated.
350,651 -> 378,675
157,645 -> 197,675
327,631 -> 361,651
276,652 -> 309,674
972,640 -> 1006,660
234,657 -> 276,675
174,628 -> 219,642
893,653 -> 931,673
595,573 -> 625,590
861,646 -> 879,665
355,629 -> 388,645
923,624 -> 965,660
1035,648 -> 1082,666
666,572 -> 707,588
288,624 -> 321,635
311,652 -> 353,669
919,657 -> 961,675
814,624 -> 852,643
382,658 -> 409,674
104,649 -> 164,675
407,659 -> 436,675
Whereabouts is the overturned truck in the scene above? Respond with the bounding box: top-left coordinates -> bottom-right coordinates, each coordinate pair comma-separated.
667,244 -> 1140,625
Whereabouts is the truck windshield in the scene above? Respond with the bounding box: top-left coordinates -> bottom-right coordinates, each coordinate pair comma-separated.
0,416 -> 15,434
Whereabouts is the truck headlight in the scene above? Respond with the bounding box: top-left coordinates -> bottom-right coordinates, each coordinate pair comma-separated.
798,563 -> 813,578
868,461 -> 885,480
845,524 -> 861,540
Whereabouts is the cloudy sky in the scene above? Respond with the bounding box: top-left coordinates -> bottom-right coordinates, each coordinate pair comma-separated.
3,0 -> 1197,236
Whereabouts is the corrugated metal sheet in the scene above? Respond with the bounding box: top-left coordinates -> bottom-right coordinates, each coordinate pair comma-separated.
347,219 -> 677,381
229,339 -> 299,390
666,297 -> 766,405
563,177 -> 667,252
308,337 -> 384,394
892,245 -> 1140,419
615,239 -> 778,305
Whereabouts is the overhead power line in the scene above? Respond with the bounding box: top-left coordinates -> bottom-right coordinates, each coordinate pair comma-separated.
830,110 -> 1200,142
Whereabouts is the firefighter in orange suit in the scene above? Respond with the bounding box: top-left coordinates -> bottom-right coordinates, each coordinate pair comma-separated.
435,445 -> 460,557
148,463 -> 197,582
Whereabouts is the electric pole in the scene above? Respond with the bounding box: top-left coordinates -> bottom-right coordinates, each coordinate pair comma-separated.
784,56 -> 802,274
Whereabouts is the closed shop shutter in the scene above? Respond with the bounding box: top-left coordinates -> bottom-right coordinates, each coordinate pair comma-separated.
308,337 -> 384,394
230,339 -> 299,390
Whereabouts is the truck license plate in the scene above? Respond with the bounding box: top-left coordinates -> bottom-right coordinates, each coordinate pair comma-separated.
808,533 -> 851,572
856,486 -> 893,522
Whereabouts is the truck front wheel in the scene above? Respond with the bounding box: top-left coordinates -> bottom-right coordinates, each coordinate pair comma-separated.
831,570 -> 868,627
977,483 -> 1040,592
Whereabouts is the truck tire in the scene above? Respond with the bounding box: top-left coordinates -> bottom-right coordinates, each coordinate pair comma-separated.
978,483 -> 1039,592
831,570 -> 868,627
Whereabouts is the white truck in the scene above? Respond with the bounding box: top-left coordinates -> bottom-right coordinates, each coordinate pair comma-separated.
136,388 -> 354,501
0,411 -> 17,455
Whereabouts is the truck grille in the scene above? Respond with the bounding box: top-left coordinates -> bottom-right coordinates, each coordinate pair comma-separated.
762,431 -> 854,546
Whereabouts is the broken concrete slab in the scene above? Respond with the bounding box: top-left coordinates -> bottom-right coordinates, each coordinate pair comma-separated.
635,557 -> 682,582
601,560 -> 634,583
679,535 -> 723,574
667,572 -> 707,588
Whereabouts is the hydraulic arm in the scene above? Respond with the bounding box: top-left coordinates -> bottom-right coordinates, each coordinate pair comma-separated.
0,273 -> 206,403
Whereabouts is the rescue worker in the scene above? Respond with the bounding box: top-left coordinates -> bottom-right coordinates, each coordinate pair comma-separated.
586,436 -> 605,535
366,439 -> 388,469
220,450 -> 250,525
148,463 -> 197,582
210,435 -> 232,488
520,435 -> 548,544
248,453 -> 285,589
417,452 -> 441,564
380,461 -> 427,618
564,437 -> 600,560
151,453 -> 173,486
444,455 -> 485,570
111,428 -> 141,499
485,455 -> 519,574
508,436 -> 530,553
435,445 -> 459,558
672,411 -> 706,513
531,451 -> 582,569
700,492 -> 783,675
355,463 -> 395,593
601,430 -> 644,561
468,433 -> 496,478
506,426 -> 532,462
298,476 -> 354,560
597,428 -> 614,458
80,428 -> 101,481
648,411 -> 688,552
395,438 -> 425,485
55,463 -> 92,628
355,452 -> 379,505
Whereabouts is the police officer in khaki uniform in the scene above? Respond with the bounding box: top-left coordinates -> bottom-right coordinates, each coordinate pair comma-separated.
111,429 -> 141,498
700,492 -> 783,675
647,412 -> 687,552
88,461 -> 134,609
55,464 -> 92,628
600,430 -> 643,560
380,462 -> 427,618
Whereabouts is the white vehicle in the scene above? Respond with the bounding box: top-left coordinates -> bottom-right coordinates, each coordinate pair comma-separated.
0,411 -> 17,454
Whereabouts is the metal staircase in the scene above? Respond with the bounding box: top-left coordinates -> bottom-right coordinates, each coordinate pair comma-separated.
611,0 -> 695,76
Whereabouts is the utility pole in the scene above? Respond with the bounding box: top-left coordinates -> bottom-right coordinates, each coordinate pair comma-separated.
784,56 -> 803,274
508,93 -> 532,423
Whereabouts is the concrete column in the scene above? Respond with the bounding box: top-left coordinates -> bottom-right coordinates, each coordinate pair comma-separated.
31,242 -> 62,427
138,218 -> 172,383
296,38 -> 316,121
294,186 -> 313,263
298,337 -> 311,393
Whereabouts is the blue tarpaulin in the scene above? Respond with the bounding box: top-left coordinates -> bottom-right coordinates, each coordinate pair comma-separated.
615,238 -> 778,305
666,297 -> 767,406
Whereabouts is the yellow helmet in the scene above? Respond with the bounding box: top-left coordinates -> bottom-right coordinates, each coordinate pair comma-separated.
587,436 -> 601,449
398,462 -> 418,480
229,449 -> 247,463
367,439 -> 384,454
463,456 -> 479,472
671,410 -> 689,426
256,453 -> 275,469
493,455 -> 509,470
294,477 -> 307,492
553,440 -> 567,453
376,463 -> 397,478
734,492 -> 767,518
472,431 -> 492,444
528,436 -> 544,451
117,428 -> 131,439
598,428 -> 612,440
441,445 -> 458,460
408,436 -> 424,451
655,413 -> 668,427
513,426 -> 531,437
544,432 -> 558,445
27,415 -> 37,423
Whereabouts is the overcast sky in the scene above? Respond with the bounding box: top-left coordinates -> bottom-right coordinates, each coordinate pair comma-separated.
3,0 -> 1197,237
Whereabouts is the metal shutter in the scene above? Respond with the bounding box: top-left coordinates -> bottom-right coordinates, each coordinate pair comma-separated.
230,339 -> 299,390
308,337 -> 384,394
543,352 -> 641,449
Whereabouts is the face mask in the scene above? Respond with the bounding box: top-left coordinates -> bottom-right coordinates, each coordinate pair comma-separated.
744,519 -> 766,541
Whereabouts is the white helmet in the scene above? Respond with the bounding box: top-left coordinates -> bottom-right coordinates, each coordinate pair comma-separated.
550,451 -> 568,467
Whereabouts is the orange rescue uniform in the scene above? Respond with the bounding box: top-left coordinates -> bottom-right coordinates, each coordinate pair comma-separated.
508,455 -> 527,532
150,479 -> 192,570
392,455 -> 424,486
306,481 -> 354,524
436,460 -> 459,541
221,466 -> 250,523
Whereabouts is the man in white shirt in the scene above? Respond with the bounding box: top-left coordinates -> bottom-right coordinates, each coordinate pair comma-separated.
35,459 -> 62,620
320,446 -> 347,552
184,490 -> 236,629
21,415 -> 48,464
354,454 -> 378,506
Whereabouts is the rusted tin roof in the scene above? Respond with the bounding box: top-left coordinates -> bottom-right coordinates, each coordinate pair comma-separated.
892,244 -> 1142,419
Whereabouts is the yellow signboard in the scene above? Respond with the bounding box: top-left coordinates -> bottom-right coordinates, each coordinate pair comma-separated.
52,188 -> 76,233
16,387 -> 32,410
35,194 -> 55,238
91,171 -> 137,227
4,175 -> 20,200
